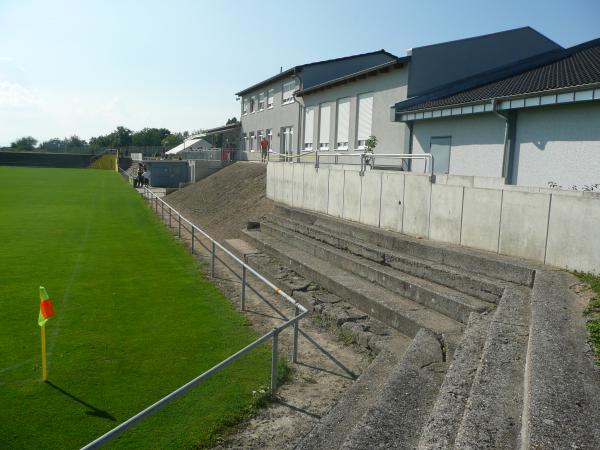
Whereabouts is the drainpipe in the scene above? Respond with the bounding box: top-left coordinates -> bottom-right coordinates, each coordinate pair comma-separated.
407,121 -> 414,172
292,70 -> 303,162
492,99 -> 513,184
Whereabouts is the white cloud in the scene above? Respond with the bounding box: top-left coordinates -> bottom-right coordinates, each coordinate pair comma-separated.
0,81 -> 41,108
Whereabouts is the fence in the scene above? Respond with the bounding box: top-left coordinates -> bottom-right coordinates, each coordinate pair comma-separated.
82,173 -> 309,449
267,161 -> 600,275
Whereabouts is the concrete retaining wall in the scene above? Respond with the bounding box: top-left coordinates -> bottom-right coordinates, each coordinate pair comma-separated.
266,162 -> 600,274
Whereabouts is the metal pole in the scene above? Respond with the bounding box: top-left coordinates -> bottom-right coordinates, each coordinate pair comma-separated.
154,196 -> 157,212
161,201 -> 164,221
211,241 -> 216,278
271,328 -> 279,396
178,214 -> 181,238
168,208 -> 171,228
240,266 -> 246,311
292,306 -> 299,363
191,227 -> 195,253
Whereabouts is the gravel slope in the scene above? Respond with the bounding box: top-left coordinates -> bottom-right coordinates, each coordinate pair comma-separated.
166,162 -> 274,241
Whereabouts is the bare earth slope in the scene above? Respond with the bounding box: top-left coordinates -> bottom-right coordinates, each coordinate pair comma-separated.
166,162 -> 274,240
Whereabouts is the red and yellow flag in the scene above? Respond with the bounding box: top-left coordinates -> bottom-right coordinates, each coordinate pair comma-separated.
38,286 -> 54,327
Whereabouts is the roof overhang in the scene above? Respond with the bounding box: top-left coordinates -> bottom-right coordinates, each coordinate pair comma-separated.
235,68 -> 298,97
296,57 -> 409,97
395,83 -> 600,122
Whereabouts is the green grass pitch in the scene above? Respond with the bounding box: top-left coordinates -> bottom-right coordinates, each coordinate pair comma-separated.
0,167 -> 271,449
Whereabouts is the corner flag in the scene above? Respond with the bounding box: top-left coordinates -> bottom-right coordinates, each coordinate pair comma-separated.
38,286 -> 54,327
38,286 -> 54,382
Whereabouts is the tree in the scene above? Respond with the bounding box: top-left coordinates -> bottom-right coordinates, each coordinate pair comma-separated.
65,135 -> 87,148
11,136 -> 38,150
161,134 -> 183,148
132,128 -> 171,147
226,117 -> 238,125
111,126 -> 132,149
40,138 -> 63,151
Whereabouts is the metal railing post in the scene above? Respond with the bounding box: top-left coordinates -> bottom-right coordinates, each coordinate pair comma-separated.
240,266 -> 246,311
154,196 -> 157,212
211,241 -> 216,278
315,150 -> 319,169
191,227 -> 195,253
271,328 -> 279,396
161,201 -> 164,221
292,306 -> 299,363
178,214 -> 181,238
168,208 -> 171,228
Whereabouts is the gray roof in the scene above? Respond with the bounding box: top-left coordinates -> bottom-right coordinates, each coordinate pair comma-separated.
394,37 -> 600,114
235,50 -> 398,96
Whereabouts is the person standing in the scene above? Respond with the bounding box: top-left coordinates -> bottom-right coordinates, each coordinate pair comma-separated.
260,136 -> 269,163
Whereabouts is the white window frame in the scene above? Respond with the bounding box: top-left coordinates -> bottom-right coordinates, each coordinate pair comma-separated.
267,88 -> 274,108
266,129 -> 272,150
336,97 -> 350,150
318,103 -> 331,151
242,99 -> 248,115
258,92 -> 266,111
356,92 -> 373,150
304,106 -> 315,150
282,80 -> 296,105
242,133 -> 248,150
249,132 -> 256,151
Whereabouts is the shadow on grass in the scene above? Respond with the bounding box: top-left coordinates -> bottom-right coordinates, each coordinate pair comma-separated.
46,381 -> 116,421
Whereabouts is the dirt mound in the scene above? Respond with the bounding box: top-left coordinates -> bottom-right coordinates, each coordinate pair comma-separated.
165,162 -> 274,241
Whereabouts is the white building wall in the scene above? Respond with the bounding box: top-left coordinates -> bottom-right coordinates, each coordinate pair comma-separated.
514,102 -> 600,188
300,67 -> 410,166
411,114 -> 506,177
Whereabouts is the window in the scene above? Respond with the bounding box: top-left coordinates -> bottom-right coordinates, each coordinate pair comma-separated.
304,106 -> 316,150
357,93 -> 373,149
319,103 -> 331,150
266,129 -> 272,149
242,133 -> 248,150
249,132 -> 256,151
267,89 -> 274,108
281,126 -> 293,155
336,98 -> 350,150
242,99 -> 248,115
428,136 -> 451,174
250,96 -> 256,113
282,80 -> 296,105
258,92 -> 266,111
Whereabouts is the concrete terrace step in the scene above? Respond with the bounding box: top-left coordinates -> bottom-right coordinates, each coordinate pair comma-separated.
339,329 -> 447,450
296,347 -> 409,450
454,287 -> 531,449
261,221 -> 493,324
270,212 -> 507,304
274,205 -> 536,287
417,312 -> 491,449
242,228 -> 464,344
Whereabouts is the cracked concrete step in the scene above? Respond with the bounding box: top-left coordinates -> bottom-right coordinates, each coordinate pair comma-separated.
261,221 -> 493,324
521,270 -> 600,449
339,329 -> 447,450
224,238 -> 406,355
295,345 -> 410,450
270,212 -> 506,304
273,205 -> 536,287
242,228 -> 463,346
417,312 -> 491,450
453,287 -> 531,449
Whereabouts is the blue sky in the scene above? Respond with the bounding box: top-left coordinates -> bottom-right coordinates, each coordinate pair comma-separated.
0,0 -> 599,146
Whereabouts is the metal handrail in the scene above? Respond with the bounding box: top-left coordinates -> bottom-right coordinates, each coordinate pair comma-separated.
360,153 -> 433,175
83,175 -> 308,450
273,151 -> 433,175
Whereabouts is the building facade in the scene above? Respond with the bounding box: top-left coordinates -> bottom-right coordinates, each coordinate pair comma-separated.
296,60 -> 410,167
394,38 -> 600,188
235,51 -> 398,161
